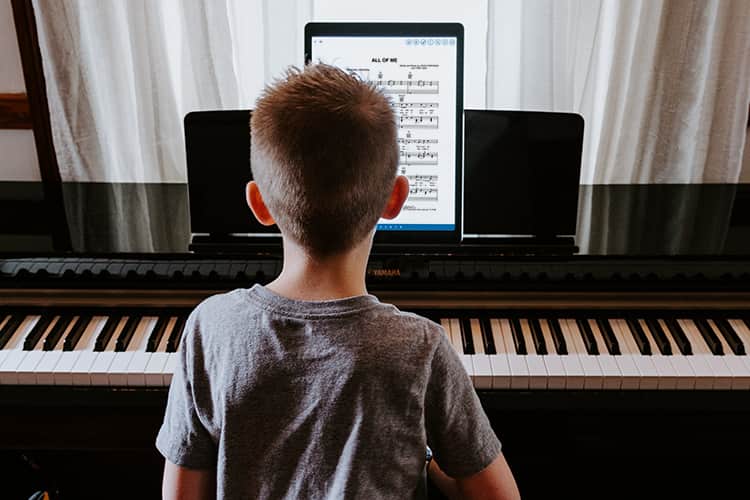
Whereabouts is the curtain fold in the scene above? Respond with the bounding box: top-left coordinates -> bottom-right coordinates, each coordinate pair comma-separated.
33,0 -> 312,183
487,0 -> 750,185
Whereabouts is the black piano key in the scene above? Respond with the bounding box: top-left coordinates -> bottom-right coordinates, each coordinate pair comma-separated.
146,316 -> 170,352
509,318 -> 527,355
713,318 -> 745,356
625,318 -> 651,355
458,318 -> 475,354
596,319 -> 620,355
23,315 -> 54,350
528,319 -> 548,355
479,317 -> 496,355
664,319 -> 692,355
576,318 -> 599,355
166,316 -> 187,352
549,319 -> 567,355
0,314 -> 24,349
645,318 -> 672,355
694,318 -> 723,355
62,315 -> 91,351
94,315 -> 122,352
43,315 -> 73,351
115,316 -> 142,352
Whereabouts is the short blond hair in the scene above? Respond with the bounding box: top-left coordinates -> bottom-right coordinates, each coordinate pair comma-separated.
251,64 -> 398,257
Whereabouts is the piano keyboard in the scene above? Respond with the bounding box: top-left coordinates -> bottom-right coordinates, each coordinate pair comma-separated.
1,308 -> 750,390
0,311 -> 187,387
437,315 -> 750,390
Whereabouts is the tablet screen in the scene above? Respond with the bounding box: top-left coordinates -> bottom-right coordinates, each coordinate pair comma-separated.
308,25 -> 462,242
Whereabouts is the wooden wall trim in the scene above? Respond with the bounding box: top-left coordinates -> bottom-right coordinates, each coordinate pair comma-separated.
10,0 -> 71,251
0,93 -> 32,129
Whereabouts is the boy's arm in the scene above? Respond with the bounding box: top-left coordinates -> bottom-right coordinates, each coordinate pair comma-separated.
429,454 -> 521,500
162,460 -> 215,500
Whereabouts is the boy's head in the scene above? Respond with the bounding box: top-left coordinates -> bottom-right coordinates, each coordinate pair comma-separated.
248,64 -> 405,258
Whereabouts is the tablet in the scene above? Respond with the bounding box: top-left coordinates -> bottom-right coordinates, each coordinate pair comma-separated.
306,22 -> 464,244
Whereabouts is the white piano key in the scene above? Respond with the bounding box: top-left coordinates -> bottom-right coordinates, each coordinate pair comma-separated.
613,319 -> 659,389
0,316 -> 22,370
448,319 -> 475,382
638,319 -> 678,390
499,319 -> 529,390
35,317 -> 78,385
519,319 -> 547,389
469,319 -> 492,389
487,319 -> 511,389
679,319 -> 727,389
539,320 -> 566,389
89,316 -> 128,386
16,316 -> 61,385
70,317 -> 109,385
52,316 -> 95,385
146,316 -> 176,386
657,319 -> 695,390
161,316 -> 183,386
444,319 -> 475,383
162,353 -> 178,386
0,316 -> 40,384
589,320 -> 622,389
545,319 -> 585,389
706,319 -> 750,390
109,317 -> 150,386
126,317 -> 159,386
728,319 -> 750,379
601,319 -> 639,390
561,319 -> 603,389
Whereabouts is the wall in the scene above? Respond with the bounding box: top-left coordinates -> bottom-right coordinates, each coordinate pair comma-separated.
0,0 -> 41,181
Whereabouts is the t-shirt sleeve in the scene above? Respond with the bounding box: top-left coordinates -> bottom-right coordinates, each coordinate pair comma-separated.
155,310 -> 216,469
424,329 -> 502,477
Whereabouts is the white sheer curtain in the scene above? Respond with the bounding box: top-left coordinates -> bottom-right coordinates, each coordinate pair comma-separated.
30,0 -> 750,252
488,0 -> 750,185
33,0 -> 312,183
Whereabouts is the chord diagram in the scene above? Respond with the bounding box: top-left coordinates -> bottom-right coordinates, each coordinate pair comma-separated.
399,151 -> 438,166
407,174 -> 438,201
399,115 -> 439,129
374,79 -> 439,95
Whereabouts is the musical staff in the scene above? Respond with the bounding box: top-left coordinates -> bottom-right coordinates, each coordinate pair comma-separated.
399,116 -> 439,129
407,174 -> 438,200
393,102 -> 439,109
375,79 -> 439,95
397,137 -> 439,145
399,151 -> 438,166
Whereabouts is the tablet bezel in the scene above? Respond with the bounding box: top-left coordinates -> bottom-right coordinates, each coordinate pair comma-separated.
305,22 -> 464,245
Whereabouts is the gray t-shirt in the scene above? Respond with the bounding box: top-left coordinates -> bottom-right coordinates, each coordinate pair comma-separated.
156,284 -> 501,499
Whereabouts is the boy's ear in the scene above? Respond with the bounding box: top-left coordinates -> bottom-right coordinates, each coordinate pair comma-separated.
381,175 -> 409,220
246,181 -> 276,226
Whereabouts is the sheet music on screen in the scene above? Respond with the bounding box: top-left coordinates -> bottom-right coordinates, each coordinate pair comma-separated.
311,36 -> 457,232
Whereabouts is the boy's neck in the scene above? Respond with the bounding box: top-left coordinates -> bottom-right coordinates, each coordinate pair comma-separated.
265,235 -> 373,301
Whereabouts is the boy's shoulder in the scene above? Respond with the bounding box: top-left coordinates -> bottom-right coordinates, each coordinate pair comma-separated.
187,287 -> 447,346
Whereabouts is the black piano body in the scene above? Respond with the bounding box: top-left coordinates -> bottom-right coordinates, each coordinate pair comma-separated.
1,254 -> 750,499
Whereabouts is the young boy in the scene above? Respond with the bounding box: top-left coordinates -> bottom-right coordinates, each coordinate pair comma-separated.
157,64 -> 520,499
